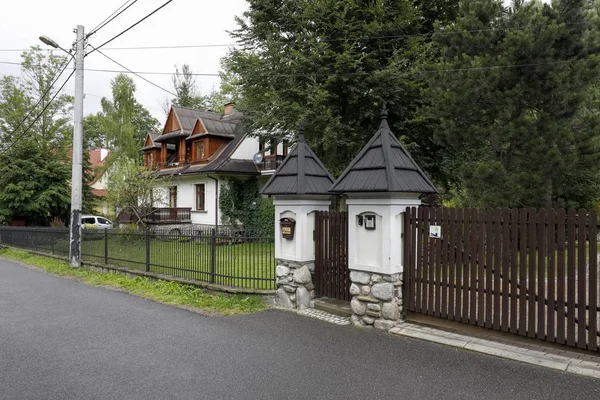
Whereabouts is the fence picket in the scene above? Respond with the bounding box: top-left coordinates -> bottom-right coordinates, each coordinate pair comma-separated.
528,208 -> 537,338
589,209 -> 598,351
537,209 -> 546,340
557,209 -> 566,344
455,208 -> 463,322
492,209 -> 502,330
547,209 -> 556,343
577,209 -> 586,349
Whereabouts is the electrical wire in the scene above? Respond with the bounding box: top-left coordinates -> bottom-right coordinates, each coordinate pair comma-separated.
87,0 -> 138,38
0,69 -> 75,156
86,0 -> 175,57
0,20 -> 592,53
89,44 -> 176,96
1,58 -> 73,146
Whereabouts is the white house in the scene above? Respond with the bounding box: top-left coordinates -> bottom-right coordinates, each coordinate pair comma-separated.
141,103 -> 287,227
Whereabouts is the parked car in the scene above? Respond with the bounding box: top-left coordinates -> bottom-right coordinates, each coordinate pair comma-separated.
82,215 -> 113,229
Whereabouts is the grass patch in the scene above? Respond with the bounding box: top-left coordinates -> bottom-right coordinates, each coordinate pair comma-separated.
0,247 -> 268,316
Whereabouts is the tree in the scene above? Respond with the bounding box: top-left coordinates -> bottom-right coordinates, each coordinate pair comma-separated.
0,47 -> 78,224
422,0 -> 600,208
221,0 -> 458,176
94,74 -> 159,166
170,64 -> 207,109
105,159 -> 167,227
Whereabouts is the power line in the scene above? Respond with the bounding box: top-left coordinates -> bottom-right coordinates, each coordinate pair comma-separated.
88,0 -> 138,38
1,58 -> 73,146
0,69 -> 75,156
0,19 -> 593,53
89,44 -> 176,96
86,0 -> 175,57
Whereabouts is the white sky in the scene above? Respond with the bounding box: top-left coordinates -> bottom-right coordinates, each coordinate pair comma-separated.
0,0 -> 248,121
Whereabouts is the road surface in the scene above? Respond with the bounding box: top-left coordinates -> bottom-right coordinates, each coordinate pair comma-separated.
1,257 -> 599,399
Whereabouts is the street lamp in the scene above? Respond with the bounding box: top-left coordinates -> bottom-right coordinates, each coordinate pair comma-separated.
39,36 -> 73,57
39,27 -> 85,267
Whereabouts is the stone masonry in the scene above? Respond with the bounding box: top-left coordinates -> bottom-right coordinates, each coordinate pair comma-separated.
275,259 -> 316,310
349,270 -> 403,331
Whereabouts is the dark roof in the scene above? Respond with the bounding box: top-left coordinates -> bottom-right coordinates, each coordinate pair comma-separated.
154,131 -> 188,143
261,128 -> 334,195
171,106 -> 239,134
141,132 -> 174,151
329,109 -> 438,194
179,121 -> 259,176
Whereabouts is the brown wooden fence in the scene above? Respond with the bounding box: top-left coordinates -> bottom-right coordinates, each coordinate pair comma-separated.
314,211 -> 350,301
403,207 -> 599,351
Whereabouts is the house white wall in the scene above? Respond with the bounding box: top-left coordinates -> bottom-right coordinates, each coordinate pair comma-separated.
231,136 -> 288,160
231,136 -> 259,160
163,176 -> 223,225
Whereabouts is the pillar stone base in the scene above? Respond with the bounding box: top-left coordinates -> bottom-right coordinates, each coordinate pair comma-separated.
275,258 -> 315,310
349,270 -> 403,331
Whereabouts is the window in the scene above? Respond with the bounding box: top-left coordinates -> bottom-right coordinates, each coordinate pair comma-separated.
169,186 -> 177,208
82,217 -> 95,224
148,152 -> 154,168
195,184 -> 205,211
195,140 -> 205,161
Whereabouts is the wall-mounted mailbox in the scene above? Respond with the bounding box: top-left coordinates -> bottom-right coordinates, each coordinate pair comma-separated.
364,214 -> 376,230
280,217 -> 296,240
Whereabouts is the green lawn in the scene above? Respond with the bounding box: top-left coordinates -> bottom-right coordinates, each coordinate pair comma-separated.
6,231 -> 276,290
80,236 -> 276,290
0,247 -> 268,315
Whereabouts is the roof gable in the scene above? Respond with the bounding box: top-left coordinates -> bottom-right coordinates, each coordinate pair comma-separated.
162,107 -> 182,134
261,128 -> 334,196
329,109 -> 438,194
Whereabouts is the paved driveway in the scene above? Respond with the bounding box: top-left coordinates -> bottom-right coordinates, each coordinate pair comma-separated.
1,257 -> 599,399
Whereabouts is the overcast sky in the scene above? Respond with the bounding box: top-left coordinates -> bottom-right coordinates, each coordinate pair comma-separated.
0,0 -> 248,122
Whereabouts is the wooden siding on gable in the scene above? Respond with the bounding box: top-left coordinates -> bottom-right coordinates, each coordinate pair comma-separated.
192,119 -> 207,135
208,137 -> 227,158
163,108 -> 181,134
144,134 -> 153,147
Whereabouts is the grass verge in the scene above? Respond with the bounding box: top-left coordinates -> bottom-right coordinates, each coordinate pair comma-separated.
0,247 -> 268,316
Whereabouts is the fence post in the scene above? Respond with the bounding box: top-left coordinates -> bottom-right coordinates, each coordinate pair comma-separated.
104,228 -> 108,264
145,227 -> 151,272
210,228 -> 216,283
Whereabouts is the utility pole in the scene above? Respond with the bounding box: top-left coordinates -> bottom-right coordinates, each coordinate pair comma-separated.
70,25 -> 85,267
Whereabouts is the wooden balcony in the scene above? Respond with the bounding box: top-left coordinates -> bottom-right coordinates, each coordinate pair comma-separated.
145,208 -> 192,224
258,155 -> 285,171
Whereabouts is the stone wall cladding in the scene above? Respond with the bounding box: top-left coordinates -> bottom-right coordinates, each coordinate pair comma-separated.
275,258 -> 316,310
349,270 -> 403,331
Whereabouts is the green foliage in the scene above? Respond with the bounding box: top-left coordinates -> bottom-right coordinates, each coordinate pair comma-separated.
106,159 -> 167,227
170,64 -> 208,109
0,247 -> 268,315
255,197 -> 275,237
421,0 -> 600,208
222,0 -> 458,176
0,47 -> 77,224
219,178 -> 274,235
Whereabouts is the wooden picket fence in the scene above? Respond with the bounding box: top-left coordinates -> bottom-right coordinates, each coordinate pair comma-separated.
403,207 -> 599,351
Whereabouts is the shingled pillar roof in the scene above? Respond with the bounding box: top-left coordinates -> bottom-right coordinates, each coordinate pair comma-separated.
260,127 -> 334,195
329,108 -> 438,194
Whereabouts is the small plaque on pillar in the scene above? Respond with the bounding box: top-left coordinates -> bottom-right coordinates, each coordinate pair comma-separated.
280,218 -> 296,240
429,225 -> 441,239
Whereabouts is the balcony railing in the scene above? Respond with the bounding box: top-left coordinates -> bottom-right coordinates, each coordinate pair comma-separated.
145,208 -> 192,223
259,155 -> 285,171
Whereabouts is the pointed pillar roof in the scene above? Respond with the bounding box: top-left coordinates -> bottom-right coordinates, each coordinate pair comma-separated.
261,127 -> 334,195
330,108 -> 438,194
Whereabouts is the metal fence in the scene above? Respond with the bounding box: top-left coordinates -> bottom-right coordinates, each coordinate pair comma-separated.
0,226 -> 276,290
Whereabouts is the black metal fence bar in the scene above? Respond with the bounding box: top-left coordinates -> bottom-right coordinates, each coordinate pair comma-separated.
0,226 -> 276,290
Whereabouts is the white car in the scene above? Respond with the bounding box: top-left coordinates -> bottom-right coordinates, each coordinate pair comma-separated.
82,215 -> 113,229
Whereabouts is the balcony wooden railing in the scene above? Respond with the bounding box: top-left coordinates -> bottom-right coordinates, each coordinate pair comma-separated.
145,208 -> 192,223
259,155 -> 285,171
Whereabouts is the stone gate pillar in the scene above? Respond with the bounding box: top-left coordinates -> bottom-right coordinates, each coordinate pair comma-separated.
329,108 -> 438,330
261,127 -> 335,309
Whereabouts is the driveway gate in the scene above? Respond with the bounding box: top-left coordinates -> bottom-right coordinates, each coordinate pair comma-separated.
403,206 -> 600,352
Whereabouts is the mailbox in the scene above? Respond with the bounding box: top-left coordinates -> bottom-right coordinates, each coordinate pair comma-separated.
364,214 -> 376,230
280,217 -> 296,240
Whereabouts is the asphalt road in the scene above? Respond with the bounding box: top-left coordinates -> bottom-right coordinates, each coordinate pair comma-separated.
1,258 -> 600,400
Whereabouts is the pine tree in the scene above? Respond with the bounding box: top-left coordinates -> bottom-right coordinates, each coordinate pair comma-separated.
423,0 -> 600,208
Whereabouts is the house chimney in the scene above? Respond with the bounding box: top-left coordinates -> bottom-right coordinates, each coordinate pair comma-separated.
223,102 -> 236,116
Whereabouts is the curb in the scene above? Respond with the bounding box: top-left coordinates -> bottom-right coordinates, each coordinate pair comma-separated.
390,324 -> 600,379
